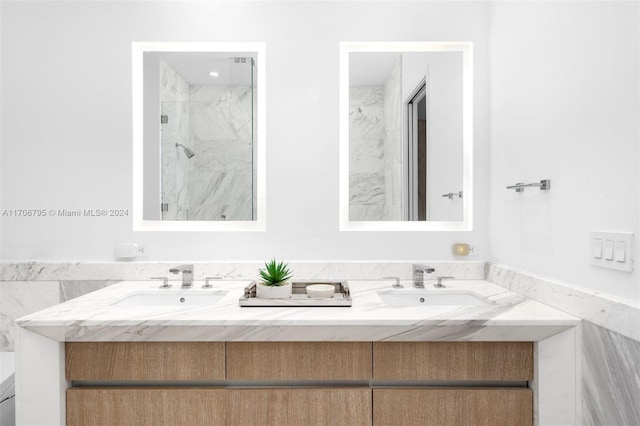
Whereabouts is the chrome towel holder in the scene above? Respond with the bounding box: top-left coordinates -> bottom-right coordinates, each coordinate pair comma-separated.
506,179 -> 551,192
442,191 -> 463,199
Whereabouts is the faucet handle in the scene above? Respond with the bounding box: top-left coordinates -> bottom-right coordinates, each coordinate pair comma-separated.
203,276 -> 222,289
413,264 -> 436,273
434,276 -> 455,288
151,277 -> 171,289
383,276 -> 403,289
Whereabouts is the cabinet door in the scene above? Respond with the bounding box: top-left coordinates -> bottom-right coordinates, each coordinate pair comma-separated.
373,342 -> 533,381
67,388 -> 226,426
66,342 -> 225,381
228,388 -> 372,426
373,388 -> 532,426
227,342 -> 372,380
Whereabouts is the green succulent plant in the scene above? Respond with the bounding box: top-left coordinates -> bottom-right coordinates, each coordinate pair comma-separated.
258,259 -> 293,286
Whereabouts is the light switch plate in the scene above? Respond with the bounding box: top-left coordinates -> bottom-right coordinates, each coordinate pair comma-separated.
591,232 -> 633,272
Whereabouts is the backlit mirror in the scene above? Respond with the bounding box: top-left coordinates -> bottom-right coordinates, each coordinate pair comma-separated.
133,42 -> 266,231
339,42 -> 473,231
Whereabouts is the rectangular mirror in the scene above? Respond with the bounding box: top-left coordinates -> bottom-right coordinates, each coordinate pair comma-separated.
133,42 -> 266,231
339,42 -> 473,231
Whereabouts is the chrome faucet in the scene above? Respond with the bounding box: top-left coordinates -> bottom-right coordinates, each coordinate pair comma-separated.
412,264 -> 435,288
169,264 -> 194,288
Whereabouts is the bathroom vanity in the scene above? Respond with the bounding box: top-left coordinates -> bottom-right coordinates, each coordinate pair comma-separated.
16,280 -> 580,425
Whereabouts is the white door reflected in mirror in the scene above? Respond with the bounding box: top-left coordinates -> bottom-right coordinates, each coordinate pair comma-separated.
340,42 -> 473,231
132,42 -> 266,231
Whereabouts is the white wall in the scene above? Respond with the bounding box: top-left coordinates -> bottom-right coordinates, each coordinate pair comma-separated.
489,1 -> 640,304
0,1 -> 491,261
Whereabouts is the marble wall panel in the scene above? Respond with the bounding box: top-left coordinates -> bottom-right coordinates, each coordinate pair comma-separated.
190,86 -> 252,141
485,263 -> 640,425
0,282 -> 59,351
582,321 -> 640,426
189,171 -> 252,221
159,61 -> 189,103
189,85 -> 253,221
383,56 -> 403,220
59,280 -> 118,302
252,60 -> 258,218
350,86 -> 386,220
349,173 -> 385,220
486,262 -> 640,341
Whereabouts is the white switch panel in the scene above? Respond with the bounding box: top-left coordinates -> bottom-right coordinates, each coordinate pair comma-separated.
591,232 -> 633,272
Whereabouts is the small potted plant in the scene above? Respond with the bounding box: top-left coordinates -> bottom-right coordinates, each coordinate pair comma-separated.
256,259 -> 293,299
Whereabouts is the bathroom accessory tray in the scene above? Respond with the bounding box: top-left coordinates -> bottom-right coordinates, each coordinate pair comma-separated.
239,280 -> 352,307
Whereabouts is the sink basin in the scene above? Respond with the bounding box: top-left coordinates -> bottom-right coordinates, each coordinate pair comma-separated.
111,291 -> 227,308
377,291 -> 490,307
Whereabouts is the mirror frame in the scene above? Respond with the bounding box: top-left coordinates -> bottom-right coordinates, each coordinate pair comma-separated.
339,41 -> 473,231
132,42 -> 266,231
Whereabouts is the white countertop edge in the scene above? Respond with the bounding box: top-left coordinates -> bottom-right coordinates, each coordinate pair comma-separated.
16,279 -> 579,343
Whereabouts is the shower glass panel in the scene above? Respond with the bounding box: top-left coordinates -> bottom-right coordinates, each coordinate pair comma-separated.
159,56 -> 256,221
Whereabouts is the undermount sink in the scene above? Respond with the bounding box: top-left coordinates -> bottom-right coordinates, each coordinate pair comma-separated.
111,291 -> 227,308
377,290 -> 490,307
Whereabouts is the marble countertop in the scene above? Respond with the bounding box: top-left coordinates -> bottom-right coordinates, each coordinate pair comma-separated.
16,279 -> 579,342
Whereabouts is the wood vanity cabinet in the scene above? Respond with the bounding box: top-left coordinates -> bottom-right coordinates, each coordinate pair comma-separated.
226,342 -> 372,380
373,388 -> 532,426
373,341 -> 534,381
65,341 -> 533,426
228,388 -> 372,426
66,388 -> 227,426
225,342 -> 373,425
65,342 -> 225,381
372,342 -> 533,426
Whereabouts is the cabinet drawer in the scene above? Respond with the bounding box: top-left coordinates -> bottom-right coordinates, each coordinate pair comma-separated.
67,388 -> 226,426
226,342 -> 372,380
66,342 -> 225,381
373,342 -> 533,381
373,388 -> 532,426
228,388 -> 372,426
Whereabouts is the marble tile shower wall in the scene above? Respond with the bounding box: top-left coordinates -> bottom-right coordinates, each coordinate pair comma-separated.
189,85 -> 254,221
349,85 -> 386,220
159,63 -> 254,221
160,60 -> 191,220
383,56 -> 403,221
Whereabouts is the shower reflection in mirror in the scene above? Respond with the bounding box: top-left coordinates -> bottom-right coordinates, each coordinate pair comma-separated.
145,52 -> 257,221
348,50 -> 464,222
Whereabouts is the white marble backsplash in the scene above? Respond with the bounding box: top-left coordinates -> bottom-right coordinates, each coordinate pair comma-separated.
486,262 -> 640,342
0,261 -> 484,282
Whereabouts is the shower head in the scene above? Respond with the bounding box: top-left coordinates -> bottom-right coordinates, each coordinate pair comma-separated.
176,143 -> 195,158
